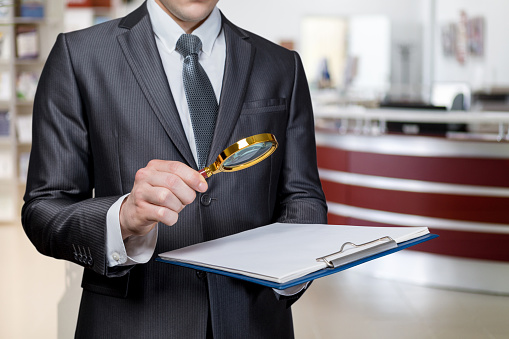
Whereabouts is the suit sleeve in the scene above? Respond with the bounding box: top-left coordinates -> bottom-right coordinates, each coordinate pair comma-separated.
21,33 -> 127,277
275,52 -> 328,224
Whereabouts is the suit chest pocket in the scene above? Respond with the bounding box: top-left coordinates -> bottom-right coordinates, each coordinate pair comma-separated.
236,98 -> 288,137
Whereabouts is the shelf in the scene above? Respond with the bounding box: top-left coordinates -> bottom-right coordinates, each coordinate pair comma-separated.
0,17 -> 60,26
0,136 -> 11,145
0,0 -> 64,227
91,6 -> 113,14
0,17 -> 45,25
16,100 -> 34,106
15,58 -> 44,66
14,16 -> 45,23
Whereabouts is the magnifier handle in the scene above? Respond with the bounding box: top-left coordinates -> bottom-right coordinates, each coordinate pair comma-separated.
199,168 -> 210,179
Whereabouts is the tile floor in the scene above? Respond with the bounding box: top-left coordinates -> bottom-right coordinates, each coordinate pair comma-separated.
292,269 -> 509,339
2,221 -> 509,339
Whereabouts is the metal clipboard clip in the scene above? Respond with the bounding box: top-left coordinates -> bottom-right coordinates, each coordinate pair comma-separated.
316,236 -> 397,268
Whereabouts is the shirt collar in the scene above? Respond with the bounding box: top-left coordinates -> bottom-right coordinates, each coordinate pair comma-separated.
147,0 -> 222,56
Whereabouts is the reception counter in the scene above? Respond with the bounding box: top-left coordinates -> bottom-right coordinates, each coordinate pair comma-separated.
314,107 -> 509,294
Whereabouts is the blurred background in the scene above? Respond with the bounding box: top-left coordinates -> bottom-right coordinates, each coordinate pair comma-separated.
1,0 -> 508,338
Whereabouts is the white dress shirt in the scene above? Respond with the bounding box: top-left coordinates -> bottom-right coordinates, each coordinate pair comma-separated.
106,0 -> 225,267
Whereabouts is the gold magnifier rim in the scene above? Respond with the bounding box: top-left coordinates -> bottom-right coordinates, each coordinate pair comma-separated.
204,133 -> 278,176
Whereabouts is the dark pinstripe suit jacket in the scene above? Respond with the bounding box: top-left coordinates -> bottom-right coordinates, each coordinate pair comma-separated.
22,2 -> 327,338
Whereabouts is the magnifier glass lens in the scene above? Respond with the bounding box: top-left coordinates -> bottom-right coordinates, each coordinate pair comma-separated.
223,141 -> 273,168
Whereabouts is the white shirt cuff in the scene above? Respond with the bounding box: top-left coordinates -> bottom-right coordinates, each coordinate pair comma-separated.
106,194 -> 158,267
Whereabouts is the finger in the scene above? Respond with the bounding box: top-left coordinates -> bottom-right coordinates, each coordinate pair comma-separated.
139,169 -> 198,206
124,197 -> 180,230
148,160 -> 208,193
143,201 -> 180,227
133,183 -> 187,213
134,163 -> 198,204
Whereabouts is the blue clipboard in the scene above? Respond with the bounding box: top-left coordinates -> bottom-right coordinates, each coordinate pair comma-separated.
157,233 -> 438,289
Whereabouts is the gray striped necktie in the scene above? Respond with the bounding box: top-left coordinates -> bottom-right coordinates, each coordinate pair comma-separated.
176,34 -> 218,169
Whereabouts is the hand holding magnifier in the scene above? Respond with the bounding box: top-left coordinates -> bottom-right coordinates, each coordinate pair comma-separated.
199,133 -> 278,178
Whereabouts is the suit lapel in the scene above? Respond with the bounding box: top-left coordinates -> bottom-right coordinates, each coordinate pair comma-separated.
208,16 -> 255,164
116,6 -> 255,169
116,4 -> 196,167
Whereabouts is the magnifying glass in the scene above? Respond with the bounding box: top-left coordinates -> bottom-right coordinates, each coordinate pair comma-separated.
199,133 -> 278,178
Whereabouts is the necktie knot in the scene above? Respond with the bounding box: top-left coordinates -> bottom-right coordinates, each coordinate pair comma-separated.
176,34 -> 202,58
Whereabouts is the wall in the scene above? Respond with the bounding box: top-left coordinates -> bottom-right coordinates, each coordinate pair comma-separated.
219,0 -> 422,94
217,0 -> 422,51
433,0 -> 509,90
220,0 -> 509,94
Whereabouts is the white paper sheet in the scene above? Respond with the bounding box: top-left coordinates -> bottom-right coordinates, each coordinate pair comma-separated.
158,223 -> 429,283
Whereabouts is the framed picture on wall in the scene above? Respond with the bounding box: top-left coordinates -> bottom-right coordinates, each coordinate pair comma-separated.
467,17 -> 484,57
441,23 -> 457,57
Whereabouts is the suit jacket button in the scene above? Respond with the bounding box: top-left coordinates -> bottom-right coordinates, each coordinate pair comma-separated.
200,194 -> 212,206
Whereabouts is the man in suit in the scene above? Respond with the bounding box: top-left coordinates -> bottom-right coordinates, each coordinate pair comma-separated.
22,0 -> 327,337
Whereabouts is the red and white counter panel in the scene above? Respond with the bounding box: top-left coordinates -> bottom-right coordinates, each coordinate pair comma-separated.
316,131 -> 509,263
